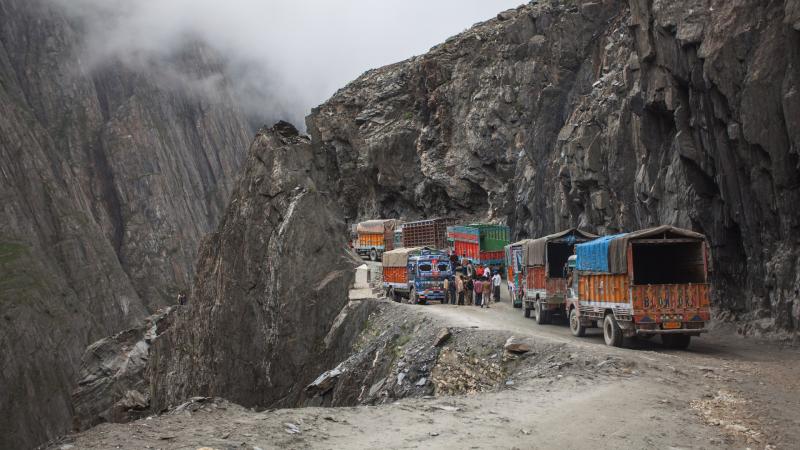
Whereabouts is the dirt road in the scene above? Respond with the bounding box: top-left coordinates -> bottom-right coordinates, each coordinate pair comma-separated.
53,288 -> 800,450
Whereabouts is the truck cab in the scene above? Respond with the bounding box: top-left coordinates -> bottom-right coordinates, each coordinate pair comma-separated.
407,250 -> 452,304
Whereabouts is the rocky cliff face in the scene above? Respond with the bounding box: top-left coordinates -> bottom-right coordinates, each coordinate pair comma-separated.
0,0 -> 251,447
308,0 -> 800,332
95,0 -> 797,443
148,122 -> 355,413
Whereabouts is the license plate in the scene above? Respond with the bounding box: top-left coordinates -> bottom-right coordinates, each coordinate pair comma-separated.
663,321 -> 682,329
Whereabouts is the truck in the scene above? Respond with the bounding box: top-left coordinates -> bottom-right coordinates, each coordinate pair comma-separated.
354,219 -> 400,261
566,225 -> 712,349
447,224 -> 509,272
382,247 -> 453,304
522,229 -> 598,323
504,240 -> 528,308
401,218 -> 455,249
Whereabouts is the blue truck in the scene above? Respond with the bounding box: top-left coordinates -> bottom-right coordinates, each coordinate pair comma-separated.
382,247 -> 453,304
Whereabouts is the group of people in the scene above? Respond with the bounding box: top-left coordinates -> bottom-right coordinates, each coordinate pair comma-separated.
442,257 -> 502,308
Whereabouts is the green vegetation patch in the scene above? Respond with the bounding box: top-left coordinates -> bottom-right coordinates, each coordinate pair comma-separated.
0,242 -> 27,264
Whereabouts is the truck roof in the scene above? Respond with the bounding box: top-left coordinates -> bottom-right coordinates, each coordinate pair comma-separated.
356,219 -> 400,234
575,225 -> 706,273
523,228 -> 598,266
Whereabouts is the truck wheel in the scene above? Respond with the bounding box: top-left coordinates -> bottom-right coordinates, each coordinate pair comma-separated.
524,307 -> 531,318
603,314 -> 623,347
369,248 -> 377,262
662,334 -> 691,350
569,308 -> 586,337
390,288 -> 400,303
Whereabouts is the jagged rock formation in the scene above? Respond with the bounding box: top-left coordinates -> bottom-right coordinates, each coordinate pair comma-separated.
9,0 -> 799,446
0,0 -> 251,447
308,0 -> 800,331
148,122 -> 356,412
143,0 -> 798,432
72,307 -> 176,431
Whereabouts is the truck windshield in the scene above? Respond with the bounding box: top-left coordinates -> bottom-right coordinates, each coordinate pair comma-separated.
418,263 -> 433,272
437,263 -> 449,272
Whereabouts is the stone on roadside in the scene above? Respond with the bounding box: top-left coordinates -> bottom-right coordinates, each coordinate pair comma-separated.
504,337 -> 531,354
433,328 -> 451,347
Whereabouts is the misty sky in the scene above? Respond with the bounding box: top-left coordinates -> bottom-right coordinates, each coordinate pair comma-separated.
54,0 -> 524,127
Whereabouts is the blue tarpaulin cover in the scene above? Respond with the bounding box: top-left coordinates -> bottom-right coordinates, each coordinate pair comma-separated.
575,234 -> 627,272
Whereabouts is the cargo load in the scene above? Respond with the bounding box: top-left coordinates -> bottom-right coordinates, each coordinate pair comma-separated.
354,219 -> 400,261
566,225 -> 711,349
520,229 -> 598,322
401,218 -> 455,249
447,223 -> 510,268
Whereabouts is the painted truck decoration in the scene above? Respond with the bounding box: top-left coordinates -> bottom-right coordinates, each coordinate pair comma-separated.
565,225 -> 712,349
447,224 -> 509,269
382,247 -> 453,304
521,229 -> 598,323
505,241 -> 527,308
355,219 -> 400,261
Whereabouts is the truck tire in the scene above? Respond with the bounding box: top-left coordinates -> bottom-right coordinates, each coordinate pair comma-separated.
524,307 -> 531,318
569,308 -> 586,337
603,314 -> 623,347
662,334 -> 691,350
369,248 -> 378,262
389,288 -> 401,303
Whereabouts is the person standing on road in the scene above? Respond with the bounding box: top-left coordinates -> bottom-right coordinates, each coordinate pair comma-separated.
466,261 -> 475,279
456,275 -> 465,305
492,271 -> 501,303
448,274 -> 457,305
443,276 -> 450,305
465,276 -> 474,306
474,275 -> 484,307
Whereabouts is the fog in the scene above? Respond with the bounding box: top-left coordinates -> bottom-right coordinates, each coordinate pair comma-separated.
52,0 -> 523,127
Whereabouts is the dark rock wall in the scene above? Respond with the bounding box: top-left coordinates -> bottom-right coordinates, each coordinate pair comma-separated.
136,0 -> 798,439
149,123 -> 355,413
0,0 -> 251,447
307,0 -> 800,331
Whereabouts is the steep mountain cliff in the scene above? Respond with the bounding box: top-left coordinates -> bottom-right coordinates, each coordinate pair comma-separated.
144,0 -> 798,436
0,0 -> 251,447
309,0 -> 799,331
148,122 -> 356,413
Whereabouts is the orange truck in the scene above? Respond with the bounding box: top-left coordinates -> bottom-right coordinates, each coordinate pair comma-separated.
566,226 -> 712,349
521,229 -> 598,323
355,219 -> 400,261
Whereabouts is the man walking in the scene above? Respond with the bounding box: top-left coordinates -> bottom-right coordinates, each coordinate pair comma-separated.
474,275 -> 484,307
492,271 -> 502,303
465,276 -> 474,306
449,274 -> 457,305
456,275 -> 465,305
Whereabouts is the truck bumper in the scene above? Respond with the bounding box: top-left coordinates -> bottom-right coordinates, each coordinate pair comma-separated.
636,328 -> 708,336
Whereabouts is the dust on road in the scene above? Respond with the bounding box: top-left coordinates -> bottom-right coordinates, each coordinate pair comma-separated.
53,287 -> 800,450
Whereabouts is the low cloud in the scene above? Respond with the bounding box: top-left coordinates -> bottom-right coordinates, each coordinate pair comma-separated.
51,0 -> 522,128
